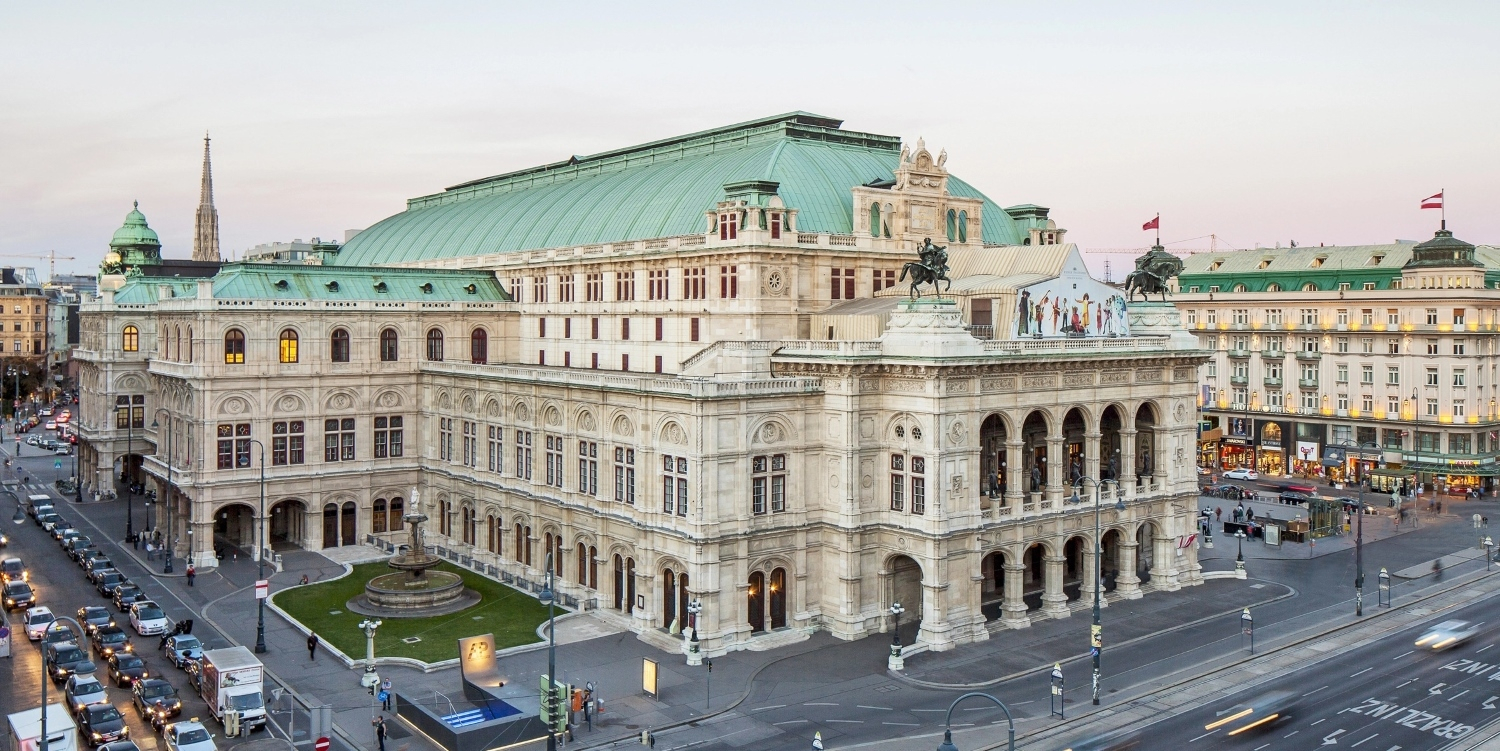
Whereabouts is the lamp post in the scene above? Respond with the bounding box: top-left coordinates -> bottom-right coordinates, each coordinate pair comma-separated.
357,618 -> 382,694
248,439 -> 268,653
122,397 -> 134,544
72,440 -> 80,504
1412,388 -> 1421,498
1355,479 -> 1367,616
538,552 -> 560,751
934,692 -> 1015,751
37,615 -> 85,751
161,418 -> 174,573
686,599 -> 702,666
1070,476 -> 1122,706
888,601 -> 905,671
1234,530 -> 1247,579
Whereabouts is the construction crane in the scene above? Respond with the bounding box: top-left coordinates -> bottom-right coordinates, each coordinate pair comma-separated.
0,250 -> 78,280
1080,233 -> 1239,259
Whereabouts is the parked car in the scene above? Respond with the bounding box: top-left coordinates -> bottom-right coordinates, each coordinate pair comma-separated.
79,702 -> 130,745
107,652 -> 150,687
95,571 -> 129,596
45,641 -> 96,684
162,634 -> 203,668
36,512 -> 61,530
115,585 -> 150,612
1,556 -> 27,583
63,673 -> 109,714
84,555 -> 115,576
1222,468 -> 1259,481
58,529 -> 82,547
130,602 -> 171,636
3,579 -> 36,609
90,624 -> 135,658
162,719 -> 216,751
24,605 -> 57,640
87,564 -> 119,584
41,623 -> 81,650
79,548 -> 109,568
66,537 -> 95,559
77,605 -> 115,634
133,678 -> 183,725
51,522 -> 77,541
97,742 -> 143,751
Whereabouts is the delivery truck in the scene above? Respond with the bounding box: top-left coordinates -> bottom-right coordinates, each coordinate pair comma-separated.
7,704 -> 78,751
197,646 -> 267,732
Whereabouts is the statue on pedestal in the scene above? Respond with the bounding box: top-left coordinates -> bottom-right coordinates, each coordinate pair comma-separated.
899,238 -> 952,299
1124,245 -> 1185,302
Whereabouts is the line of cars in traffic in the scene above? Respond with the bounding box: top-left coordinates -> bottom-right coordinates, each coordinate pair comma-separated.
2,497 -> 219,751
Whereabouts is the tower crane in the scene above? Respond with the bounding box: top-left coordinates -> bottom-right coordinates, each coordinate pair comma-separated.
0,250 -> 78,280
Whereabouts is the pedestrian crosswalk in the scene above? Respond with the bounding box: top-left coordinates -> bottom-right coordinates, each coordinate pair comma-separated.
1,482 -> 68,498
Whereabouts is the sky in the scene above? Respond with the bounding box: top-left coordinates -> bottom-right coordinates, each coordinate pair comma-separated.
3,1 -> 1498,279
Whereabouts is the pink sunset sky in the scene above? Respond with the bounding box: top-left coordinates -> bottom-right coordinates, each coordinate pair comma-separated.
2,2 -> 1496,278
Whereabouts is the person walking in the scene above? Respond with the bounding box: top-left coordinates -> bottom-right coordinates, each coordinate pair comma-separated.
186,563 -> 196,587
375,715 -> 387,751
308,633 -> 319,661
381,677 -> 393,710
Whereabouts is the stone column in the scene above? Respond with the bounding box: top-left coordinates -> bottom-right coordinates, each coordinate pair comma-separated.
1085,432 -> 1102,485
1120,429 -> 1139,497
1041,554 -> 1070,618
1045,435 -> 1065,504
189,519 -> 217,569
1001,562 -> 1030,628
1116,541 -> 1143,599
1152,533 -> 1181,591
1079,538 -> 1106,608
1003,440 -> 1024,511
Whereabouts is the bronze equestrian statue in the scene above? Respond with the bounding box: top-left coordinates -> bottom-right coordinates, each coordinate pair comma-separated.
900,238 -> 952,299
1124,245 -> 1185,302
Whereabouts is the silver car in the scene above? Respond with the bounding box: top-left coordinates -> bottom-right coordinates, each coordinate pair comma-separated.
1416,620 -> 1480,651
64,673 -> 108,714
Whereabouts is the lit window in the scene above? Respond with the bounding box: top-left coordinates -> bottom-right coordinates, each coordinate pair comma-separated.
122,325 -> 139,352
279,329 -> 299,363
223,329 -> 245,364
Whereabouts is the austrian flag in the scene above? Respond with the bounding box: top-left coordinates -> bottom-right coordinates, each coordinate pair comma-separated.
1421,191 -> 1444,210
1142,215 -> 1160,231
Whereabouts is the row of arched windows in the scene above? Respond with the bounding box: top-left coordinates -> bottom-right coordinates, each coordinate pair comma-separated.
196,327 -> 491,365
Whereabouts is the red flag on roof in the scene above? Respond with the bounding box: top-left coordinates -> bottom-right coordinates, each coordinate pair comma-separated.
1421,191 -> 1444,210
1142,215 -> 1159,231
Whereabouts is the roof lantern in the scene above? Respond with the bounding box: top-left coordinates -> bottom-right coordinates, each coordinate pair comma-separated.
1403,227 -> 1480,270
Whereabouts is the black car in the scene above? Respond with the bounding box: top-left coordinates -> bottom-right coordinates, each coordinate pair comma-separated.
90,624 -> 134,658
79,703 -> 129,745
77,605 -> 115,634
132,678 -> 182,725
3,580 -> 35,609
115,588 -> 150,612
85,556 -> 115,576
78,548 -> 108,568
95,571 -> 128,596
48,520 -> 72,540
107,652 -> 149,687
45,642 -> 95,684
41,624 -> 81,650
65,535 -> 93,556
97,742 -> 142,751
1,557 -> 26,583
35,512 -> 60,529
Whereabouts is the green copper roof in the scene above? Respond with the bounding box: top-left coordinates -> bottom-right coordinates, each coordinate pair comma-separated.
110,202 -> 161,249
334,112 -> 1029,266
110,264 -> 510,303
1178,240 -> 1500,292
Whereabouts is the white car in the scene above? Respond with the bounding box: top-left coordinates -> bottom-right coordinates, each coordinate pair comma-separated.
163,719 -> 217,751
129,602 -> 171,636
1223,468 -> 1259,481
24,606 -> 56,640
1416,620 -> 1480,651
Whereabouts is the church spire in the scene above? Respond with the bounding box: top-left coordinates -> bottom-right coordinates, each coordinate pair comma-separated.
192,132 -> 221,262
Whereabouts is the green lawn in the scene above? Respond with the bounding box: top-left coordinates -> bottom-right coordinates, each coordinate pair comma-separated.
273,561 -> 552,663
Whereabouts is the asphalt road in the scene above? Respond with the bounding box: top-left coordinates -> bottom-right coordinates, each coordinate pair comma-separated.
1124,592 -> 1500,750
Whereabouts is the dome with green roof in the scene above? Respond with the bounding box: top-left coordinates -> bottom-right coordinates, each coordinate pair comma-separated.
334,113 -> 1034,267
110,201 -> 161,249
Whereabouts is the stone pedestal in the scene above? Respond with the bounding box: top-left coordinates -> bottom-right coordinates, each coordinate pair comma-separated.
1126,300 -> 1200,349
878,298 -> 984,356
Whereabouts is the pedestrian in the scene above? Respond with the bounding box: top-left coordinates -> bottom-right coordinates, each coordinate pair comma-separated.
186,563 -> 196,587
1437,500 -> 1443,514
375,715 -> 387,751
1214,506 -> 1223,521
145,541 -> 154,561
381,677 -> 393,710
300,574 -> 310,585
308,633 -> 319,661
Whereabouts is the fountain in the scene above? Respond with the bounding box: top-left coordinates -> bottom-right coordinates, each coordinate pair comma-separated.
349,488 -> 479,617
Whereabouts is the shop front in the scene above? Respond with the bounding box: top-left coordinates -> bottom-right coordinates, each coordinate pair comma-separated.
1401,456 -> 1500,495
1220,439 -> 1254,470
1198,427 -> 1222,469
1255,419 -> 1287,477
1369,466 -> 1414,496
1293,441 -> 1323,478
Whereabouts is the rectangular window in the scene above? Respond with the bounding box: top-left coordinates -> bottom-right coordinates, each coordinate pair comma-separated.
1337,337 -> 1349,353
1387,366 -> 1400,386
1336,364 -> 1348,382
1364,282 -> 1376,290
1388,339 -> 1401,355
532,276 -> 548,303
1454,309 -> 1467,326
545,436 -> 564,488
564,318 -> 572,339
911,456 -> 926,515
1454,369 -> 1467,387
487,426 -> 503,473
1361,309 -> 1373,325
719,265 -> 738,299
1300,308 -> 1318,325
1337,394 -> 1349,411
1426,309 -> 1439,325
683,267 -> 706,300
559,275 -> 575,302
272,421 -> 305,466
577,441 -> 598,495
462,420 -> 478,468
216,423 -> 251,470
1426,367 -> 1439,386
1427,398 -> 1439,417
437,418 -> 452,462
621,353 -> 629,371
1232,309 -> 1247,325
1206,310 -> 1218,325
889,454 -> 904,511
1302,336 -> 1320,352
1389,397 -> 1401,416
621,317 -> 630,340
1266,336 -> 1283,352
718,211 -> 738,240
691,317 -> 700,342
1454,402 -> 1468,420
1362,337 -> 1373,353
751,454 -> 787,514
661,454 -> 687,516
591,317 -> 599,340
655,355 -> 663,373
616,271 -> 636,302
872,269 -> 896,292
831,268 -> 855,300
1363,395 -> 1374,412
1267,309 -> 1283,325
648,269 -> 669,300
515,430 -> 533,480
1302,363 -> 1319,382
1336,309 -> 1349,325
614,447 -> 637,505
655,317 -> 663,341
1301,391 -> 1318,410
586,273 -> 604,302
1451,431 -> 1471,451
373,416 -> 403,458
1427,340 -> 1439,355
1387,309 -> 1400,325
1454,339 -> 1466,355
1361,364 -> 1374,384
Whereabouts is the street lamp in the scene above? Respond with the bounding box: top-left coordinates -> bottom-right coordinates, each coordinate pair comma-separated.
37,615 -> 85,751
150,417 -> 176,574
686,599 -> 702,666
248,439 -> 268,653
1354,479 -> 1367,616
934,692 -> 1015,751
888,601 -> 906,671
1412,388 -> 1421,497
120,397 -> 134,544
538,552 -> 560,751
1070,476 -> 1123,706
357,618 -> 382,691
1234,530 -> 1247,579
1486,536 -> 1494,572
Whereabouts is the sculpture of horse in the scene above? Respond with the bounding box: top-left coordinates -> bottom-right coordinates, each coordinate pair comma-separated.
899,260 -> 951,299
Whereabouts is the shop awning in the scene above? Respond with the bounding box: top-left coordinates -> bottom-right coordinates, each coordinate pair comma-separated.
1403,461 -> 1500,477
1199,428 -> 1223,443
1370,467 -> 1415,478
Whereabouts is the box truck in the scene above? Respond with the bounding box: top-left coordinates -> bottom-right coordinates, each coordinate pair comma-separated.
7,704 -> 78,751
197,646 -> 267,731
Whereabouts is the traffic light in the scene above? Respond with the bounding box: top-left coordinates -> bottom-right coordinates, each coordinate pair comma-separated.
539,675 -> 569,734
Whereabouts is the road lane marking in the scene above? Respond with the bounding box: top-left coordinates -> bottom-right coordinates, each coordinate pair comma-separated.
1351,668 -> 1374,678
826,720 -> 862,724
1311,719 -> 1326,726
1188,731 -> 1215,742
1484,696 -> 1498,709
1010,701 -> 1035,706
1397,680 -> 1414,688
751,705 -> 785,712
856,706 -> 892,711
1448,689 -> 1468,701
803,702 -> 839,706
1254,745 -> 1269,751
1284,730 -> 1299,737
1304,685 -> 1330,697
1324,729 -> 1347,744
882,722 -> 919,726
773,720 -> 808,726
1479,644 -> 1495,653
911,709 -> 945,713
1351,734 -> 1379,747
1395,650 -> 1415,660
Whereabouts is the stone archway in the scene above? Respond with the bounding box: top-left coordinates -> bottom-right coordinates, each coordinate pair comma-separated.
1100,405 -> 1125,481
980,414 -> 1009,501
1063,536 -> 1088,601
1136,522 -> 1158,585
268,499 -> 308,550
980,550 -> 1010,622
1100,529 -> 1124,591
213,503 -> 256,555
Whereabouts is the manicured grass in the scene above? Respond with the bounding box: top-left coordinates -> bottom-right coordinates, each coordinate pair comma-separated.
273,561 -> 552,664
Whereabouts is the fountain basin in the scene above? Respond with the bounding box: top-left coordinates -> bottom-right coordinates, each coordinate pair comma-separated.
348,570 -> 480,618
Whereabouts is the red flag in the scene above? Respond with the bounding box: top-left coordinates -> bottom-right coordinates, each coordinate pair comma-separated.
1421,191 -> 1443,210
1142,216 -> 1159,231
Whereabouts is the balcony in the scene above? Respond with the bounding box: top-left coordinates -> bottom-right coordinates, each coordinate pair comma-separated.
1263,377 -> 1283,388
1261,349 -> 1287,359
1295,350 -> 1323,361
1229,376 -> 1249,386
1298,378 -> 1319,389
1227,348 -> 1252,359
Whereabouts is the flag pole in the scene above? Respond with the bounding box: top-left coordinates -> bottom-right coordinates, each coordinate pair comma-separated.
1155,213 -> 1160,246
1441,188 -> 1446,231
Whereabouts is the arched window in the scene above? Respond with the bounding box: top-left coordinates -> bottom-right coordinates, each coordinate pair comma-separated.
883,203 -> 893,238
330,329 -> 350,363
173,326 -> 180,360
224,329 -> 245,364
662,569 -> 677,629
187,327 -> 193,362
471,328 -> 488,364
438,500 -> 450,536
379,328 -> 399,361
122,325 -> 139,353
1266,283 -> 1282,292
389,497 -> 404,531
957,211 -> 968,243
279,329 -> 299,363
946,209 -> 957,242
748,571 -> 765,632
577,543 -> 589,586
373,498 -> 387,533
770,567 -> 788,629
1301,282 -> 1318,291
462,506 -> 475,545
869,203 -> 881,238
487,515 -> 500,555
426,328 -> 444,362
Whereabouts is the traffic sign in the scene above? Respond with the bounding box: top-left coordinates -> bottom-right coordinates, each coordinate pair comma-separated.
255,580 -> 269,599
53,460 -> 61,469
314,737 -> 330,751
